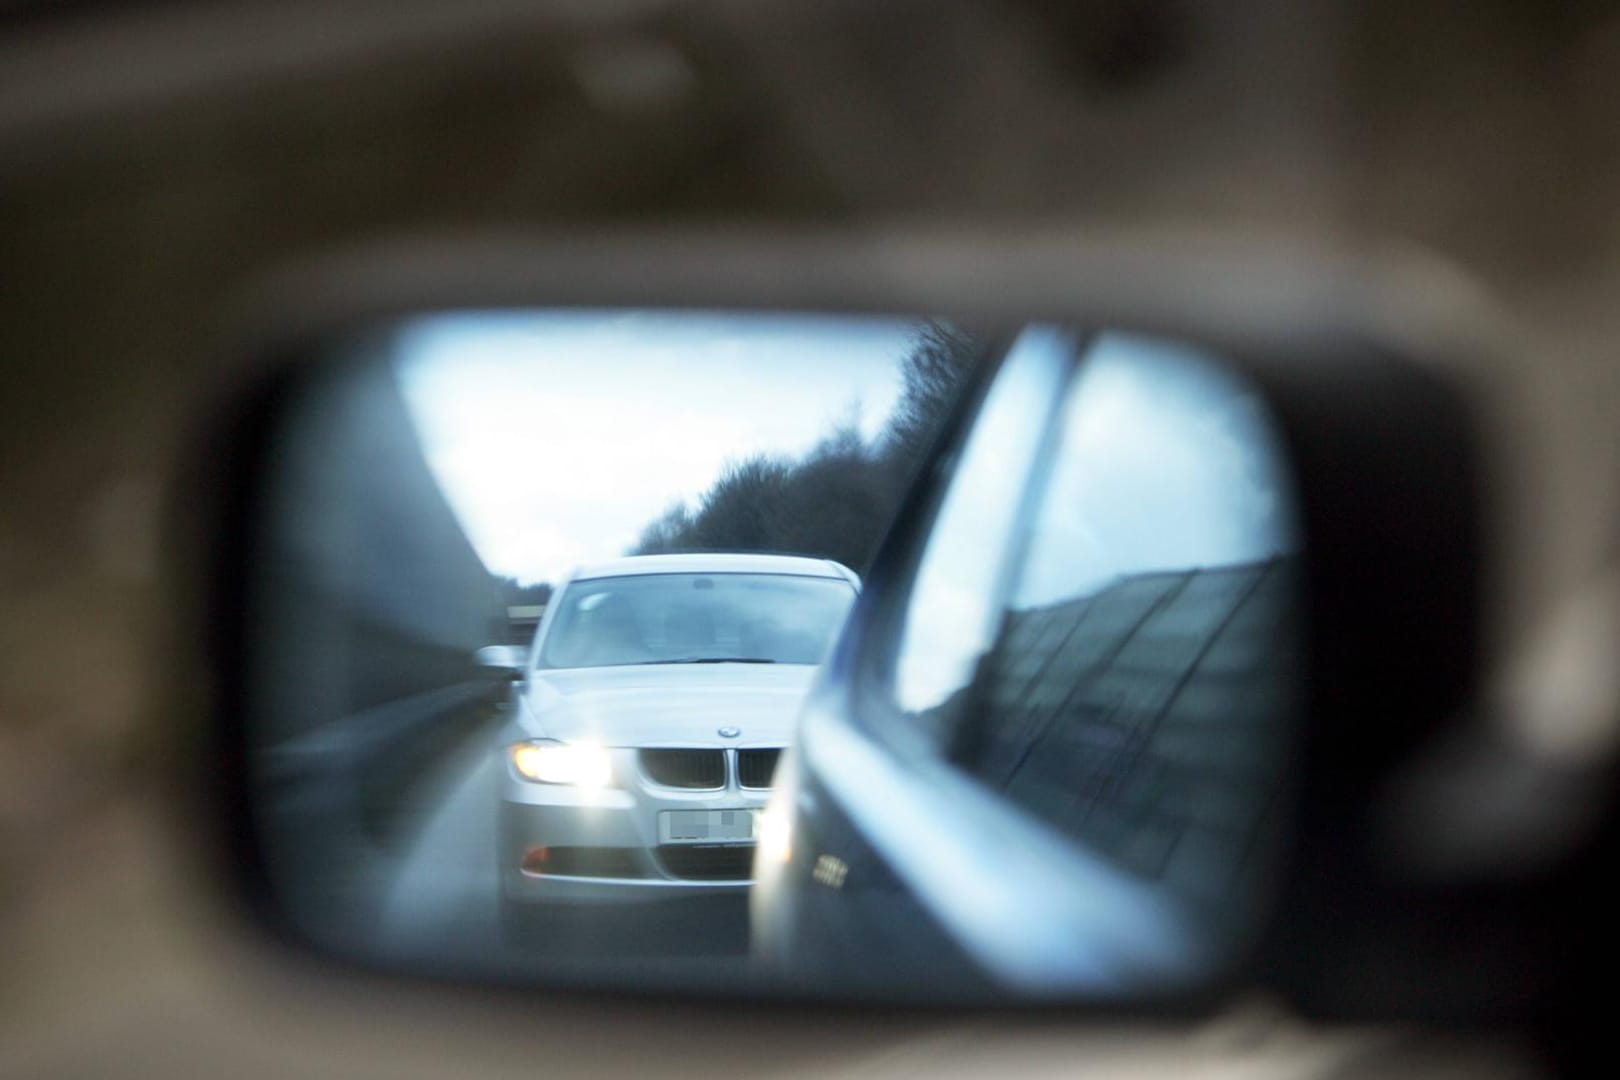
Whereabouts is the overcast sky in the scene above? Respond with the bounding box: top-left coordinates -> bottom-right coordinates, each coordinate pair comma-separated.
1010,330 -> 1296,607
394,311 -> 918,584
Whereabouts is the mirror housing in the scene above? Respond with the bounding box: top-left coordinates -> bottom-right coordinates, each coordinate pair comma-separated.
183,230 -> 1546,1026
474,645 -> 526,680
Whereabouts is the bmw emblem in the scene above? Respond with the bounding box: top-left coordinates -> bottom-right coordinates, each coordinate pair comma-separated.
718,726 -> 741,738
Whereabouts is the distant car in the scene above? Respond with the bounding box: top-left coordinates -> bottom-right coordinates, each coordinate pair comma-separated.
495,552 -> 859,935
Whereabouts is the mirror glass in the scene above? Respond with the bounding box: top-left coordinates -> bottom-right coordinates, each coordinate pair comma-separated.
243,310 -> 1300,1001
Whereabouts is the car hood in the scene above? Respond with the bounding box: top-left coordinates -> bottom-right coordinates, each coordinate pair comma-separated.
518,663 -> 818,747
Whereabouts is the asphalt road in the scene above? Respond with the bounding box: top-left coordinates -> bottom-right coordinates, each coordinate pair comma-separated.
370,726 -> 758,991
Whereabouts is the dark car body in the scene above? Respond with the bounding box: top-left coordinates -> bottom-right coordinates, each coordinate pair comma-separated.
752,326 -> 1302,1001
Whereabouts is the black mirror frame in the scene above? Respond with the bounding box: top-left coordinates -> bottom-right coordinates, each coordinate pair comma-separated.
173,228 -> 1517,1025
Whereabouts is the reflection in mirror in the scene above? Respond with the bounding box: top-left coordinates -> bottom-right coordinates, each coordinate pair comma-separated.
248,312 -> 981,987
243,311 -> 1300,1002
959,333 -> 1298,915
752,327 -> 1300,998
890,327 -> 1070,722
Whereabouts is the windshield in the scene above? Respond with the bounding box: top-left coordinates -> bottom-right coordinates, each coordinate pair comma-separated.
536,572 -> 857,669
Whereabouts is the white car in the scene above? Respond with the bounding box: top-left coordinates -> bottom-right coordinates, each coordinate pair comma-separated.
492,553 -> 859,937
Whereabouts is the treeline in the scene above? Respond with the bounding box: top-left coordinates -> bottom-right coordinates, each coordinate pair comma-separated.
630,320 -> 985,574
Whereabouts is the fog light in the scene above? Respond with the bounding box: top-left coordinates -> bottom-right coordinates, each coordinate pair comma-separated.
520,846 -> 550,875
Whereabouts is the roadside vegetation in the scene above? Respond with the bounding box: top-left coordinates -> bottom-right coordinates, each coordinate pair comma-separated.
630,320 -> 985,574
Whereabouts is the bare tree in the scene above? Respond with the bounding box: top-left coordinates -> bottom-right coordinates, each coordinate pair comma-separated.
882,320 -> 984,467
628,320 -> 985,572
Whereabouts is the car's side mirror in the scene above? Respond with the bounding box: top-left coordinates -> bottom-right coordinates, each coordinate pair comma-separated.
474,645 -> 526,681
185,233 -> 1526,1022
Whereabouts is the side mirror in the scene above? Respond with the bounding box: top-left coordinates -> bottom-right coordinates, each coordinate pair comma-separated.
189,234 -> 1518,1023
474,645 -> 526,680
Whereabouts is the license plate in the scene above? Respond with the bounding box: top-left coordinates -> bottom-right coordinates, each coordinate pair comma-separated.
660,809 -> 757,843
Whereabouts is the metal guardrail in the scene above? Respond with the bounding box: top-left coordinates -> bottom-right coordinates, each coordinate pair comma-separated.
257,678 -> 503,842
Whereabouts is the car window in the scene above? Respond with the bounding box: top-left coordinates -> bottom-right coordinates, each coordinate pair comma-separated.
885,327 -> 1073,744
537,572 -> 856,668
952,334 -> 1302,900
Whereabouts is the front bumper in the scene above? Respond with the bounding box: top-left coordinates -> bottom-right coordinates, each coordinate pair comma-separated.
499,746 -> 774,906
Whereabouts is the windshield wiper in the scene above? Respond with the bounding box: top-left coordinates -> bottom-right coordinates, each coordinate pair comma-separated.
639,657 -> 778,665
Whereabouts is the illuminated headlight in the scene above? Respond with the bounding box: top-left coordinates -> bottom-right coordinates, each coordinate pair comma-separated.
509,740 -> 614,787
758,805 -> 792,865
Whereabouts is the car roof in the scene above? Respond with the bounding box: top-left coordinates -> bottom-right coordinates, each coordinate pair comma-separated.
567,552 -> 858,584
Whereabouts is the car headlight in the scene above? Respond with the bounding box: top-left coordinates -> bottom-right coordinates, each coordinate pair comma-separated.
509,740 -> 614,787
758,805 -> 793,865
